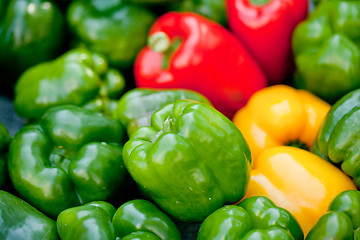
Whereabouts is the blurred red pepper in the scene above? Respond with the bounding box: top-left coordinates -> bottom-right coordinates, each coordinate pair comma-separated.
227,0 -> 308,84
134,12 -> 267,118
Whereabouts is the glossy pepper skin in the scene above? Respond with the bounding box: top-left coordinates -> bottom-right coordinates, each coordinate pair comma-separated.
14,48 -> 126,121
129,0 -> 179,4
0,0 -> 9,18
134,12 -> 266,119
306,190 -> 360,240
0,122 -> 10,189
314,88 -> 360,188
232,85 -> 331,160
227,0 -> 308,83
0,190 -> 58,240
168,0 -> 227,26
8,105 -> 127,218
292,1 -> 360,103
113,88 -> 211,136
197,196 -> 303,240
123,99 -> 252,222
57,201 -> 116,240
122,231 -> 162,240
0,0 -> 64,88
67,0 -> 156,70
112,199 -> 181,240
245,146 -> 357,235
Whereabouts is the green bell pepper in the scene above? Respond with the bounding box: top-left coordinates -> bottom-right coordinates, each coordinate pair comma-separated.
121,232 -> 161,240
197,196 -> 304,240
292,0 -> 360,103
306,190 -> 360,239
58,199 -> 181,240
123,99 -> 252,222
127,0 -> 179,5
0,0 -> 64,88
0,122 -> 10,189
8,105 -> 127,218
312,0 -> 357,7
112,199 -> 181,240
0,0 -> 9,18
67,0 -> 156,70
57,201 -> 117,240
113,88 -> 211,135
168,0 -> 227,26
313,88 -> 360,187
0,190 -> 58,240
14,48 -> 126,120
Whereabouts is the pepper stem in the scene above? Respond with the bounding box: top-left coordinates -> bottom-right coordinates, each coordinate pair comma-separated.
285,139 -> 309,151
163,116 -> 176,133
148,32 -> 182,69
148,32 -> 171,53
249,0 -> 271,6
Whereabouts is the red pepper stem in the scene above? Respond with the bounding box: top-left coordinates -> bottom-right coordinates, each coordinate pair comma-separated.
148,32 -> 171,53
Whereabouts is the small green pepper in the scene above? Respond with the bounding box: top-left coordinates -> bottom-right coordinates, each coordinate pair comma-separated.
57,201 -> 117,240
14,48 -> 126,120
121,231 -> 162,240
306,190 -> 360,239
123,99 -> 251,222
113,199 -> 181,240
0,190 -> 58,240
9,105 -> 127,218
67,0 -> 156,70
113,88 -> 211,135
197,196 -> 304,240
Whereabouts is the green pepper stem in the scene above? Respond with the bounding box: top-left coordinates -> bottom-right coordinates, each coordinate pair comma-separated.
148,32 -> 182,70
163,116 -> 176,133
249,0 -> 271,6
148,32 -> 171,53
285,139 -> 309,151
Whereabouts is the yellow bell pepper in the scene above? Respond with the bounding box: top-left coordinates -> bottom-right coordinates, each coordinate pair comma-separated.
232,84 -> 331,160
245,146 -> 357,235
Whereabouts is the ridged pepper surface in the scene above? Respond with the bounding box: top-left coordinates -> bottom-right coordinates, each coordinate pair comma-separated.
113,88 -> 211,135
292,0 -> 360,103
197,196 -> 303,240
113,199 -> 181,240
14,48 -> 125,121
8,105 -> 127,218
123,99 -> 252,222
57,201 -> 117,240
57,199 -> 181,240
314,88 -> 360,188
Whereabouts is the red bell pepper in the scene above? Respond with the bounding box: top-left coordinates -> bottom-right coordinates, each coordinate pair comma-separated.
134,12 -> 267,119
227,0 -> 308,84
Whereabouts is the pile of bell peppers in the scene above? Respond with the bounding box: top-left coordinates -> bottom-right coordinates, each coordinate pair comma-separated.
1,0 -> 360,239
